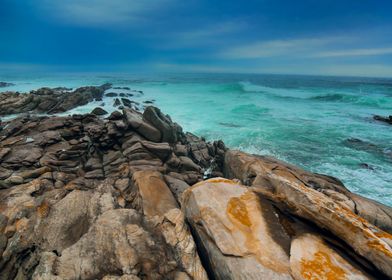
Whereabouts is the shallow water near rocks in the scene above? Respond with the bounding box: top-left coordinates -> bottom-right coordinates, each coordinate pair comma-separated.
1,72 -> 391,205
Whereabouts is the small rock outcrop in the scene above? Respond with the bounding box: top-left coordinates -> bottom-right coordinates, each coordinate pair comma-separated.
0,83 -> 111,116
374,115 -> 392,125
0,82 -> 14,88
91,107 -> 108,116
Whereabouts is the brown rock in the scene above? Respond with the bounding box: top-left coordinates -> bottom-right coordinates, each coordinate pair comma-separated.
183,178 -> 293,279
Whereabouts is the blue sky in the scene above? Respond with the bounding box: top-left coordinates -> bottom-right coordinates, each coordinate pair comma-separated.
1,0 -> 392,77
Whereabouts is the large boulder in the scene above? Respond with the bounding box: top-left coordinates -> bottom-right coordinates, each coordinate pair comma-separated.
183,178 -> 384,279
123,109 -> 161,142
224,150 -> 392,232
224,150 -> 392,278
143,106 -> 184,143
290,233 -> 372,280
183,178 -> 293,279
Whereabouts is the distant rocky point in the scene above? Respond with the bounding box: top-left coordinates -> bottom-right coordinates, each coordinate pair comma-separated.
0,89 -> 391,279
0,82 -> 14,87
0,83 -> 112,115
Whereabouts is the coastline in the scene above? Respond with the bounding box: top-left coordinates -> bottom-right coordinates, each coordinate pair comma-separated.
0,83 -> 391,279
1,77 -> 391,207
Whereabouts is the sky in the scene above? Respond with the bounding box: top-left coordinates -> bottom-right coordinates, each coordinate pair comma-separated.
1,0 -> 392,77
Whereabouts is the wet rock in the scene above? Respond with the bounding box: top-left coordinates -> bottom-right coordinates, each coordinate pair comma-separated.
343,138 -> 391,161
105,92 -> 118,97
121,98 -> 133,108
359,163 -> 374,170
113,98 -> 121,107
91,107 -> 108,116
373,115 -> 392,125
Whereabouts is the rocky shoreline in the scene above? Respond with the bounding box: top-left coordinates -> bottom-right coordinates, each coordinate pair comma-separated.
0,87 -> 391,279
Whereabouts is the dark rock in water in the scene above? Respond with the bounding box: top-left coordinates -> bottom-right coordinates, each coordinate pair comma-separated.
91,107 -> 108,116
100,82 -> 112,91
121,98 -> 133,108
374,115 -> 392,125
219,122 -> 242,128
100,102 -> 105,106
344,138 -> 391,162
113,98 -> 121,107
119,93 -> 126,97
143,100 -> 154,104
359,163 -> 374,170
105,92 -> 118,97
127,93 -> 134,97
113,86 -> 130,90
0,84 -> 111,116
0,82 -> 14,87
344,138 -> 380,152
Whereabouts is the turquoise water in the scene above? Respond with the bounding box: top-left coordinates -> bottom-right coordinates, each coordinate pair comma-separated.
1,73 -> 391,205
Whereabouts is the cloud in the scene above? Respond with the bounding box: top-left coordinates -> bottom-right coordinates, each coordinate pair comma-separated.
40,0 -> 175,26
220,37 -> 343,59
314,47 -> 392,57
156,21 -> 247,49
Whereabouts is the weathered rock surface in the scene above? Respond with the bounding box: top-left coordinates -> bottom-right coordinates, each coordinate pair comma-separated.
184,178 -> 293,279
0,98 -> 391,279
0,106 -> 223,279
224,150 -> 392,278
0,83 -> 111,115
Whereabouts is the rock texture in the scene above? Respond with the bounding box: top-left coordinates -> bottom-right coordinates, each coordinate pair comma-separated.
0,83 -> 111,115
0,106 -> 224,279
0,99 -> 391,279
184,178 -> 380,280
224,150 -> 392,278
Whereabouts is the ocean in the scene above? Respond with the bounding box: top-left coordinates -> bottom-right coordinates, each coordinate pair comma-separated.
1,72 -> 391,206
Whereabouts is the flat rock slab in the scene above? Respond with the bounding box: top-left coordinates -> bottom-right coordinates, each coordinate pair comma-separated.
184,178 -> 293,280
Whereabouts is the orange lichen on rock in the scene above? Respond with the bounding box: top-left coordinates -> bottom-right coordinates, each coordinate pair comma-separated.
227,197 -> 252,227
300,251 -> 347,280
367,239 -> 392,258
201,177 -> 237,185
37,200 -> 50,218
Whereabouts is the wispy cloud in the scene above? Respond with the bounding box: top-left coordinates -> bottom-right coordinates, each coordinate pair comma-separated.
219,35 -> 392,61
314,47 -> 392,57
220,37 -> 344,59
157,21 -> 247,49
40,0 -> 176,26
